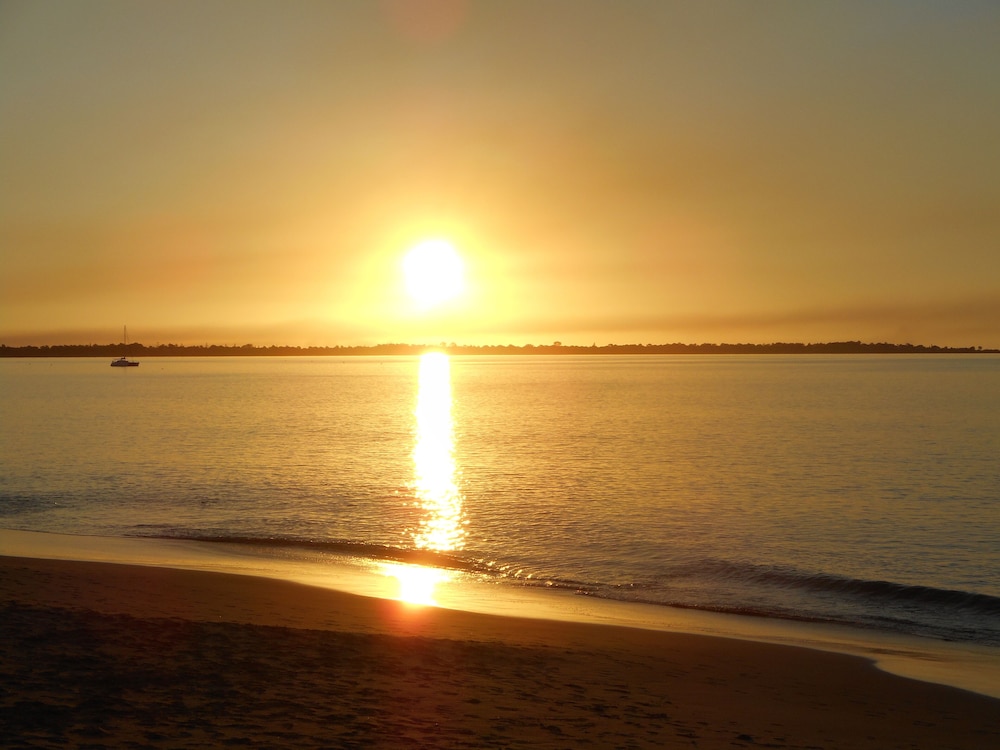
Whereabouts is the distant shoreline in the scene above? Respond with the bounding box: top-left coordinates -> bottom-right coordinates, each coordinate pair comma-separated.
1,341 -> 998,357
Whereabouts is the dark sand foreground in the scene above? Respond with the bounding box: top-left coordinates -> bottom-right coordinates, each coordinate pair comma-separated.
2,556 -> 998,749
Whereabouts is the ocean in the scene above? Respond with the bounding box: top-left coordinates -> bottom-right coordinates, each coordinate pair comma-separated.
2,354 -> 999,679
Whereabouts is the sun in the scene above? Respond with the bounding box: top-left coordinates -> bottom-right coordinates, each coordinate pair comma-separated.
402,239 -> 465,308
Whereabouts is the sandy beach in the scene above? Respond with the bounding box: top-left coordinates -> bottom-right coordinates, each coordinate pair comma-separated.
2,555 -> 998,749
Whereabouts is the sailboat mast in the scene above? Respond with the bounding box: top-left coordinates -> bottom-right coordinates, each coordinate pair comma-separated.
110,325 -> 139,366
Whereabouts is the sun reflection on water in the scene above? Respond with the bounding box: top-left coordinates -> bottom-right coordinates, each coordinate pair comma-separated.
411,351 -> 465,552
386,352 -> 465,605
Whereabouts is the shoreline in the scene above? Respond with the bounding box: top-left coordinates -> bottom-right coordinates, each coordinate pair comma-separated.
4,344 -> 999,355
3,552 -> 999,749
3,528 -> 999,701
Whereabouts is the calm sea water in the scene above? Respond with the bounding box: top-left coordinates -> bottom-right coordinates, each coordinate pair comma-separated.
2,354 -> 999,647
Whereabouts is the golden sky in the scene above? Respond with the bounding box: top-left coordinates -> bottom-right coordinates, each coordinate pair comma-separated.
2,0 -> 999,348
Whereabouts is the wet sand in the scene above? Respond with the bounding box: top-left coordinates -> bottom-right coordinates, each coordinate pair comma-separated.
2,555 -> 998,749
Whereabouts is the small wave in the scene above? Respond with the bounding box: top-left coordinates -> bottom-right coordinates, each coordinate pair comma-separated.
694,559 -> 1000,617
136,533 -> 485,573
548,578 -> 998,647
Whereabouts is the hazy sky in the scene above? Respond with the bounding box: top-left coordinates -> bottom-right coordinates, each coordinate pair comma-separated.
2,0 -> 999,347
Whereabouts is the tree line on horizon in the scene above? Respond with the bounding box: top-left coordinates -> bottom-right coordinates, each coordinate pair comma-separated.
0,340 -> 994,357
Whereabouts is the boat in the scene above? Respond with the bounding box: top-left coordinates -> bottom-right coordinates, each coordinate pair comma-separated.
110,326 -> 139,367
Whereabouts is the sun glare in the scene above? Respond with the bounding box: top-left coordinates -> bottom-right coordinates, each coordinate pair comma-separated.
402,239 -> 465,308
383,563 -> 452,606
